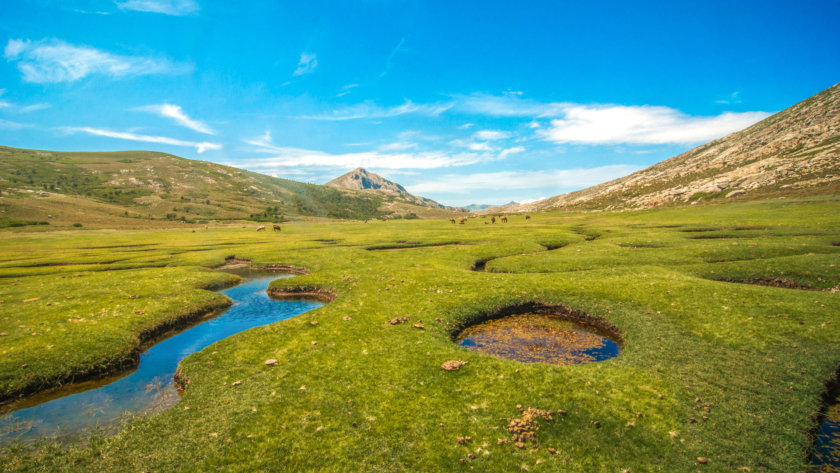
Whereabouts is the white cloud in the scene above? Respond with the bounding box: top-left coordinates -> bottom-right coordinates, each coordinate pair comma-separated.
135,103 -> 214,134
473,130 -> 511,140
115,0 -> 199,15
298,100 -> 452,121
241,132 -> 498,170
293,52 -> 318,76
17,103 -> 49,113
453,93 -> 566,117
407,165 -> 640,194
378,142 -> 417,151
67,127 -> 221,153
538,104 -> 770,145
0,118 -> 31,130
4,38 -> 188,83
237,148 -> 485,171
715,91 -> 742,105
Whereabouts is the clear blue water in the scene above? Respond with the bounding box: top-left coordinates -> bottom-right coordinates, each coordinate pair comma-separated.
0,272 -> 323,445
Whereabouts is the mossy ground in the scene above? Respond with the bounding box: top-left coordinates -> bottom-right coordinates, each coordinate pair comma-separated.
1,197 -> 839,472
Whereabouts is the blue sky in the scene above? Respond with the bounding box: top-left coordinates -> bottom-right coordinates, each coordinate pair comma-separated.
1,1 -> 838,206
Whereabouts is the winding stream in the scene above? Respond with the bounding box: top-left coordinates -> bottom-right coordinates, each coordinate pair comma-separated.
0,270 -> 323,445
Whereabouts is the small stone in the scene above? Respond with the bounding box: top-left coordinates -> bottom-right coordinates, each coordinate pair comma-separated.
441,360 -> 467,371
311,341 -> 318,345
669,431 -> 678,438
456,436 -> 472,445
299,385 -> 306,390
411,323 -> 424,329
695,397 -> 702,403
264,359 -> 278,366
703,406 -> 710,412
0,333 -> 7,337
23,297 -> 40,303
135,310 -> 145,315
657,394 -> 664,399
467,454 -> 475,460
514,442 -> 526,449
342,316 -> 351,321
556,409 -> 567,415
310,321 -> 318,326
592,421 -> 601,428
547,447 -> 557,454
389,317 -> 409,325
697,457 -> 708,464
689,418 -> 697,423
129,295 -> 137,299
497,438 -> 508,445
231,380 -> 242,386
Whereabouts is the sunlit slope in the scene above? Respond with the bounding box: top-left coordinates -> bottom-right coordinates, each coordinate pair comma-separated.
0,147 -> 453,226
509,82 -> 840,212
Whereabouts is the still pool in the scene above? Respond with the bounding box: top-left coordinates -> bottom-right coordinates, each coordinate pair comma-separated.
0,271 -> 323,445
456,313 -> 620,366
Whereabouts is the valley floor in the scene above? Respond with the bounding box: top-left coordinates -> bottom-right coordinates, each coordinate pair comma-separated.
1,197 -> 840,472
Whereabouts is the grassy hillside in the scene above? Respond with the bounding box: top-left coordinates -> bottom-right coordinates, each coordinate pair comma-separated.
509,82 -> 840,213
0,147 -> 453,227
1,196 -> 839,472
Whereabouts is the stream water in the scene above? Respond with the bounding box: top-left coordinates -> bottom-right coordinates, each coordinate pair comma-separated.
0,271 -> 323,445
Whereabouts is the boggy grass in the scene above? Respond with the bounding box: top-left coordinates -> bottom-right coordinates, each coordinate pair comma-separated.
0,197 -> 839,472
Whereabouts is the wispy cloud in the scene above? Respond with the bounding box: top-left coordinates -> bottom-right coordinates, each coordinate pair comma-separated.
538,104 -> 770,145
380,37 -> 406,77
715,91 -> 742,105
4,38 -> 189,83
115,0 -> 199,15
473,130 -> 511,140
241,131 -> 499,170
337,83 -> 359,97
0,118 -> 32,130
298,100 -> 452,121
67,126 -> 221,153
134,103 -> 214,134
293,52 -> 317,76
407,165 -> 640,194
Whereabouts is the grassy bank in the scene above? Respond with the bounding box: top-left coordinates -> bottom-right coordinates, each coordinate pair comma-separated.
1,197 -> 839,472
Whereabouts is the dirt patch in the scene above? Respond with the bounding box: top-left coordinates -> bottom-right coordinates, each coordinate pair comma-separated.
679,227 -> 719,233
267,286 -> 336,303
507,407 -> 556,445
832,242 -> 840,247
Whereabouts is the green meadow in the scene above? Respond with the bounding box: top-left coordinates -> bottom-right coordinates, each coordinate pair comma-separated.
1,197 -> 840,472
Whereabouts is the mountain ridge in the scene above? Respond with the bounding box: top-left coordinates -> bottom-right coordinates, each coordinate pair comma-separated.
503,82 -> 840,213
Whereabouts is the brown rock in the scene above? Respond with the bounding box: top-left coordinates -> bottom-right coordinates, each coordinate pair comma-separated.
411,323 -> 424,329
697,457 -> 708,464
441,360 -> 467,371
389,316 -> 409,325
342,316 -> 351,321
264,359 -> 278,366
232,380 -> 242,386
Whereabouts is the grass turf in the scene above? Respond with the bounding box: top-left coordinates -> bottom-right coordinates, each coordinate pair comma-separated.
1,197 -> 839,472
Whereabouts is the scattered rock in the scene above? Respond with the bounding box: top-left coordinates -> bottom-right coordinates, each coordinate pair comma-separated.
592,420 -> 601,428
697,457 -> 708,464
0,333 -> 7,337
342,316 -> 351,321
467,453 -> 475,460
412,323 -> 425,329
689,418 -> 697,424
310,321 -> 318,326
508,407 -> 554,443
311,341 -> 318,345
23,297 -> 40,303
514,442 -> 526,449
299,385 -> 306,390
264,359 -> 278,366
547,447 -> 557,454
232,380 -> 242,386
135,310 -> 145,315
67,317 -> 86,323
497,438 -> 508,445
441,360 -> 467,371
389,316 -> 409,325
456,436 -> 472,445
129,295 -> 137,299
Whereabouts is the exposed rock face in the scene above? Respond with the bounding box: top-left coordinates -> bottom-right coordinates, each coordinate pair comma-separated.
326,168 -> 459,210
508,82 -> 840,212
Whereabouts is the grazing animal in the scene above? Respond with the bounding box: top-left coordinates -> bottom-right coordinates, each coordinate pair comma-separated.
459,218 -> 467,224
525,215 -> 531,221
500,215 -> 508,223
256,225 -> 266,231
273,224 -> 281,232
491,216 -> 496,224
203,225 -> 209,230
450,218 -> 456,224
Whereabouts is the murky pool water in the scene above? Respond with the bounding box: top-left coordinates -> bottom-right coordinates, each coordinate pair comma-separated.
456,313 -> 620,365
0,271 -> 322,445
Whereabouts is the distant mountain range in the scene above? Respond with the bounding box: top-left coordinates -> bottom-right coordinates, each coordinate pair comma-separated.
503,82 -> 840,213
326,167 -> 466,212
0,148 -> 463,228
463,201 -> 519,212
